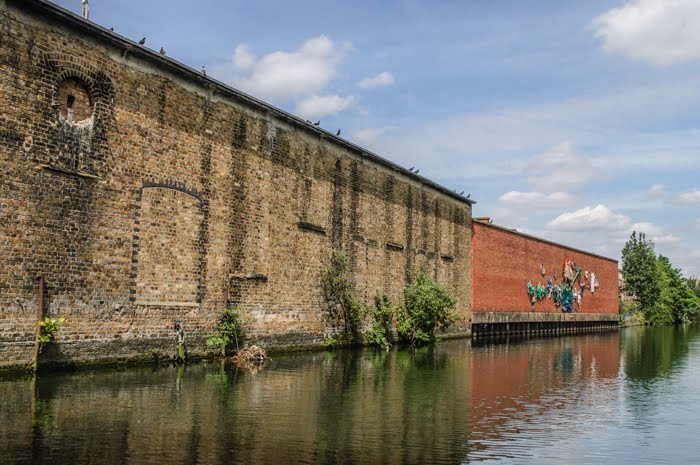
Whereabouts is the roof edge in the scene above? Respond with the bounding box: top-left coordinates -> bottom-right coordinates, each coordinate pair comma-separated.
17,0 -> 476,207
473,220 -> 619,264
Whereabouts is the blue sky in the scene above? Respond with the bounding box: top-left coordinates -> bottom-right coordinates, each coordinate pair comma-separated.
56,0 -> 700,276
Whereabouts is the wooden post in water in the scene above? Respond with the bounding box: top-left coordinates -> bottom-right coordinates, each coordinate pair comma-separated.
32,275 -> 44,372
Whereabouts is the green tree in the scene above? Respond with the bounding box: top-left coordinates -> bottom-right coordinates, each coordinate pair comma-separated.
621,232 -> 660,321
688,276 -> 700,300
322,250 -> 363,341
655,256 -> 700,323
397,269 -> 458,347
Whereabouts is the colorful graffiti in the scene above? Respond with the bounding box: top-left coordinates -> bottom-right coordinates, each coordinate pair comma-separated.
527,259 -> 600,313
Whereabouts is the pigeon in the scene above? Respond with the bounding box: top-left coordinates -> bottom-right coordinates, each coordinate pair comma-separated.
200,65 -> 206,76
460,191 -> 464,195
415,169 -> 419,174
109,27 -> 114,31
159,47 -> 166,55
138,37 -> 146,45
313,121 -> 320,126
466,193 -> 471,199
409,166 -> 414,171
336,129 -> 341,136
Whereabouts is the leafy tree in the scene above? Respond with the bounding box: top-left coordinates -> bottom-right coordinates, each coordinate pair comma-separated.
397,269 -> 458,347
655,256 -> 700,323
206,306 -> 245,355
688,276 -> 700,300
322,250 -> 363,341
365,292 -> 395,351
621,232 -> 660,321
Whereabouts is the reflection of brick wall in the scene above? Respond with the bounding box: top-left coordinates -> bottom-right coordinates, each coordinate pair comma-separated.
472,221 -> 619,314
0,2 -> 472,368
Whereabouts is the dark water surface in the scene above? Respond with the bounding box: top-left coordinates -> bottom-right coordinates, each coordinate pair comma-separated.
3,325 -> 700,465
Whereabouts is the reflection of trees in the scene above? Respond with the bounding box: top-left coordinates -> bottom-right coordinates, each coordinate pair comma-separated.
621,325 -> 696,445
622,325 -> 693,381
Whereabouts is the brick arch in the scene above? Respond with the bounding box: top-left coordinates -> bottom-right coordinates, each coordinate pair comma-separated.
39,52 -> 115,119
129,180 -> 206,307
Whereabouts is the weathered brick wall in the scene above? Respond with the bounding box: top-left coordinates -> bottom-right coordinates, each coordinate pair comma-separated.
0,1 -> 472,368
471,221 -> 619,314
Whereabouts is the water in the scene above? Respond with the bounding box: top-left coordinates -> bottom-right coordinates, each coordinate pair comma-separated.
2,325 -> 700,465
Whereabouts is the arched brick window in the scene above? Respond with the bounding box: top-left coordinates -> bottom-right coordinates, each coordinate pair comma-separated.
57,77 -> 92,124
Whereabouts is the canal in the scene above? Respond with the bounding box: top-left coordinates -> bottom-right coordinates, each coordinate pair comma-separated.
2,325 -> 700,464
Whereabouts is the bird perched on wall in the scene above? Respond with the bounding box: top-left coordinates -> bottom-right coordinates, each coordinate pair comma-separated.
200,65 -> 206,76
466,193 -> 471,199
460,191 -> 464,195
159,47 -> 166,55
313,120 -> 320,126
336,129 -> 341,136
409,166 -> 414,171
415,169 -> 419,174
138,37 -> 146,45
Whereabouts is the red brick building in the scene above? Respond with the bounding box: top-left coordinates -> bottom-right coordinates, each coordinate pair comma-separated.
471,219 -> 620,335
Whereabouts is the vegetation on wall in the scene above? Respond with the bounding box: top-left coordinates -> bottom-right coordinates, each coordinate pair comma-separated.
621,232 -> 700,324
322,250 -> 363,341
365,293 -> 395,351
397,269 -> 459,348
38,316 -> 65,350
322,251 -> 458,349
206,306 -> 245,356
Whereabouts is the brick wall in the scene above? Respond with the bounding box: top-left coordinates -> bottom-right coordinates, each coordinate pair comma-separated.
0,1 -> 472,368
471,221 -> 619,314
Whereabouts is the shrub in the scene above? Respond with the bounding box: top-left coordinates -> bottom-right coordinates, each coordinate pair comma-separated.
365,292 -> 395,351
206,306 -> 245,356
397,270 -> 458,348
322,250 -> 363,341
38,316 -> 65,348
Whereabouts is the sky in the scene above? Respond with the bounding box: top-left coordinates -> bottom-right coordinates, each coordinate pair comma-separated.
55,0 -> 700,276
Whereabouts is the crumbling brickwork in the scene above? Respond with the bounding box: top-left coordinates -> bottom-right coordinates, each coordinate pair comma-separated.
0,0 -> 473,368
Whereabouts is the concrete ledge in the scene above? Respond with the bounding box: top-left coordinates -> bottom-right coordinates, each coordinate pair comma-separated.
472,312 -> 620,324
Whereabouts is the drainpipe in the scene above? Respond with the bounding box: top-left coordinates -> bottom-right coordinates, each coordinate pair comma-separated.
32,274 -> 44,372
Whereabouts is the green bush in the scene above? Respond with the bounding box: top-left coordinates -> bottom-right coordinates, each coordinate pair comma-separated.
206,306 -> 245,356
38,316 -> 65,347
397,269 -> 458,348
322,250 -> 363,341
324,335 -> 340,350
365,292 -> 395,350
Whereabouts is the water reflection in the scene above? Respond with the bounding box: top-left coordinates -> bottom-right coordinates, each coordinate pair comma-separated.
2,326 -> 700,465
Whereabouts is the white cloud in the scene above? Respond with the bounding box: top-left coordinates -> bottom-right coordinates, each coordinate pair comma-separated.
215,35 -> 349,102
546,204 -> 631,232
351,127 -> 390,146
295,94 -> 354,119
498,191 -> 577,208
592,0 -> 700,66
630,221 -> 664,236
630,222 -> 679,244
358,71 -> 395,89
648,183 -> 664,195
527,142 -> 596,193
652,234 -> 681,245
677,188 -> 700,204
232,44 -> 255,69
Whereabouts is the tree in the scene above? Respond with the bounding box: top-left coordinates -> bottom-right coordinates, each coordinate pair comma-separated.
655,257 -> 700,323
621,232 -> 660,321
321,250 -> 363,340
688,276 -> 700,300
396,269 -> 459,347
